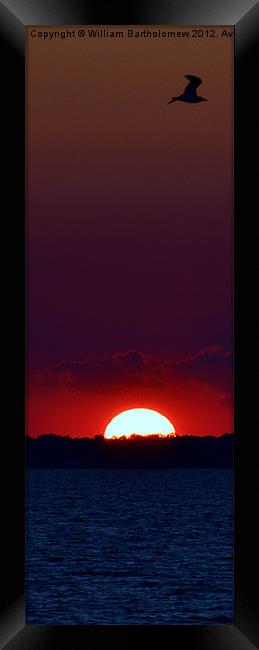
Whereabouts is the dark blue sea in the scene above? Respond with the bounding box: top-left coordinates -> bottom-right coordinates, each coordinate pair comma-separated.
26,469 -> 233,624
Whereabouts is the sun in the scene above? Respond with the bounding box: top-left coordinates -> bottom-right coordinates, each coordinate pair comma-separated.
104,408 -> 176,439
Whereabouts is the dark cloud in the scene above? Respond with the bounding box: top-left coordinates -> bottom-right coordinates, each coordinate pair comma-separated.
170,345 -> 233,392
50,357 -> 121,390
33,345 -> 232,396
114,350 -> 147,375
36,350 -> 153,392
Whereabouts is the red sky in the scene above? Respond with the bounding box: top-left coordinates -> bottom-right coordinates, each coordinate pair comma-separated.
27,26 -> 233,437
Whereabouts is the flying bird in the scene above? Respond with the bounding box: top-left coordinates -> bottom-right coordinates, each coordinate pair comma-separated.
167,75 -> 207,104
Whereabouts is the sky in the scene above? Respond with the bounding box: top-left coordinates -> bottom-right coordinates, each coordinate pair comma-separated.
27,26 -> 233,437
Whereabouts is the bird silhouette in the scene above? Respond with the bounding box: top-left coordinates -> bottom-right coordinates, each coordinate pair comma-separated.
168,75 -> 207,104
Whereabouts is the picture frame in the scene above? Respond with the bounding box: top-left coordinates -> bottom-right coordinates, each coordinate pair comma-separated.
1,1 -> 258,648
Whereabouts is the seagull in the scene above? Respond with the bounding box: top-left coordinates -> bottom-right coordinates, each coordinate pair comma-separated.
167,75 -> 207,104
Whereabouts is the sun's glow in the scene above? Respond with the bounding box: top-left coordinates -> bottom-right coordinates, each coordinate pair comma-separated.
104,408 -> 176,439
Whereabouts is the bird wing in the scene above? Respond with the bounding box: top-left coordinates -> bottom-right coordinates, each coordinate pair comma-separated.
183,75 -> 202,95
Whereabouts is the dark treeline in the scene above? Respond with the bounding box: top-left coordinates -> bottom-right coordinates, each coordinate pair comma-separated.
27,433 -> 233,468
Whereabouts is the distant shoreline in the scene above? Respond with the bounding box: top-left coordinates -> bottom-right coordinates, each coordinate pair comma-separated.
27,433 -> 233,469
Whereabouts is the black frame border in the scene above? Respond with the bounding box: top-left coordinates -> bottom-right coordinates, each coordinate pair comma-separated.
1,1 -> 258,648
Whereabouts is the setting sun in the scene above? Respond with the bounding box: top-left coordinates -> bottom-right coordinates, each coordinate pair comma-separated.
104,408 -> 176,439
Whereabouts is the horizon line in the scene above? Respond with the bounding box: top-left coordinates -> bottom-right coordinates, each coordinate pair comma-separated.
27,432 -> 234,440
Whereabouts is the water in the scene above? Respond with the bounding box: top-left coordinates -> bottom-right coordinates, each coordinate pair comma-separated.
26,469 -> 233,624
